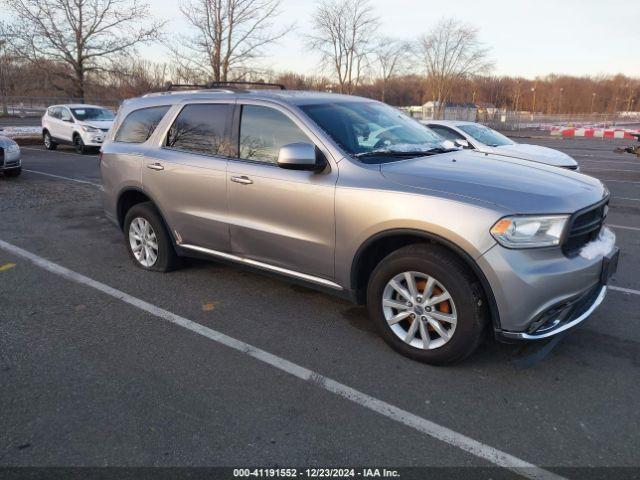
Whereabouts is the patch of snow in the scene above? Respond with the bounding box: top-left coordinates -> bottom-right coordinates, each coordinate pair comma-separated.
0,126 -> 41,138
579,227 -> 616,260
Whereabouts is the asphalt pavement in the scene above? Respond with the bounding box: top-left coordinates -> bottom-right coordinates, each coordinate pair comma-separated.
1,136 -> 639,477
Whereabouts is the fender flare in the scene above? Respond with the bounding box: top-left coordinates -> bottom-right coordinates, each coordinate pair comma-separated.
350,228 -> 501,330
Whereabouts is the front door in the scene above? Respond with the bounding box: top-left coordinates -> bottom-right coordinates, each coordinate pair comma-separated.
227,103 -> 337,280
142,102 -> 234,252
57,107 -> 75,142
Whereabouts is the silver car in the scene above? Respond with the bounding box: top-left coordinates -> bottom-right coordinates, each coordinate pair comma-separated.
100,84 -> 618,365
425,120 -> 579,170
0,133 -> 22,177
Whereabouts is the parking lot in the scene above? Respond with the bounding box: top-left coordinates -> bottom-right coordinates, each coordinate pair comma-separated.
1,136 -> 639,477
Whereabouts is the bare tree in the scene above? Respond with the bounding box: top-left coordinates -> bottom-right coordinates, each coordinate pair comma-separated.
417,18 -> 492,118
373,37 -> 409,102
175,0 -> 291,83
2,0 -> 164,101
0,25 -> 10,115
307,0 -> 379,94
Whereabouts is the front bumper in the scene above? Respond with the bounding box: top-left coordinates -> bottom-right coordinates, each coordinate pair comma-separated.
0,147 -> 21,171
81,131 -> 106,147
496,284 -> 606,340
478,240 -> 618,337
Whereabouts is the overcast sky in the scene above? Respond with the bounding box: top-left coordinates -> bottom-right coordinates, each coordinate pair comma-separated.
4,0 -> 639,78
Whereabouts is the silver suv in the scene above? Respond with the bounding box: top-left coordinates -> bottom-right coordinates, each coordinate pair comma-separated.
100,83 -> 619,365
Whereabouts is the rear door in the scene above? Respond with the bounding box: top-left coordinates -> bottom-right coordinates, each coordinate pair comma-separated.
226,101 -> 337,280
142,101 -> 234,252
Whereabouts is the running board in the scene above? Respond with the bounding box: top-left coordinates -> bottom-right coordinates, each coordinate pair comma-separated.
179,243 -> 343,290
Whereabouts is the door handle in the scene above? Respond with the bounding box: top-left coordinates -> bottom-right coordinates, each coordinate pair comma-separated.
146,162 -> 164,171
230,175 -> 253,185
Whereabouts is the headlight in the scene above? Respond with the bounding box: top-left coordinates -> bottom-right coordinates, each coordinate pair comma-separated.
80,124 -> 99,132
490,215 -> 568,248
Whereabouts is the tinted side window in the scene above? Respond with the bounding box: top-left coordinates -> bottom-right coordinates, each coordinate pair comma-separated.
239,105 -> 310,164
115,105 -> 171,143
165,103 -> 232,156
429,125 -> 463,141
59,108 -> 73,122
48,107 -> 59,119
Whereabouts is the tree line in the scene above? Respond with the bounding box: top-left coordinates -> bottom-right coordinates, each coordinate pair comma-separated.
0,0 -> 637,115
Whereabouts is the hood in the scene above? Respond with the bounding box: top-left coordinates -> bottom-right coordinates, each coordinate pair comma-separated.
380,150 -> 605,214
486,143 -> 577,167
0,135 -> 18,147
82,120 -> 113,130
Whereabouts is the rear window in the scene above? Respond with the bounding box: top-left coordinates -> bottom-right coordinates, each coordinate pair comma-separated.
165,103 -> 232,156
114,105 -> 171,143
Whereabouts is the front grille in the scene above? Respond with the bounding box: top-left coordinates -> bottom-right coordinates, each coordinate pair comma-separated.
562,198 -> 608,257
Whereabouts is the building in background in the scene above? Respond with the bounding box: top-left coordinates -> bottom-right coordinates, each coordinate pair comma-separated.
421,101 -> 478,121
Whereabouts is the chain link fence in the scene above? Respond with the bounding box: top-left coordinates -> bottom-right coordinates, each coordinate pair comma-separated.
404,106 -> 640,132
0,96 -> 122,117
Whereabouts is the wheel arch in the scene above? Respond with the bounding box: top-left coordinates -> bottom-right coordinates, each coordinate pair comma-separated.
350,228 -> 500,329
116,187 -> 169,231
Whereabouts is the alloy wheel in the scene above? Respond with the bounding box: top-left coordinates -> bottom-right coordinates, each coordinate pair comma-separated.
129,217 -> 159,267
382,271 -> 457,350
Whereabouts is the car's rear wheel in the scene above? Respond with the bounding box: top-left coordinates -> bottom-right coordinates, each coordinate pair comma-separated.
4,167 -> 21,177
43,131 -> 57,150
367,244 -> 487,365
74,135 -> 87,154
124,202 -> 180,272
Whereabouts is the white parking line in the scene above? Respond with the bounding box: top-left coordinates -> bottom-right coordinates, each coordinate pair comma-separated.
612,197 -> 640,202
608,224 -> 640,232
610,286 -> 640,296
581,168 -> 640,173
0,238 -> 563,480
578,159 -> 640,165
21,146 -> 99,157
599,179 -> 640,185
23,169 -> 101,188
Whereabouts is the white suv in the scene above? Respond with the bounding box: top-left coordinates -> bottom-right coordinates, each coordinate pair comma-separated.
42,104 -> 115,154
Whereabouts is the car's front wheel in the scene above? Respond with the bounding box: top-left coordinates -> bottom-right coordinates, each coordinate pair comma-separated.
73,135 -> 87,154
43,131 -> 57,150
124,202 -> 180,272
367,244 -> 488,365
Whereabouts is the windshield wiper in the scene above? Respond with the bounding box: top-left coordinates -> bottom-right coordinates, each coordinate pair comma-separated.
354,147 -> 454,158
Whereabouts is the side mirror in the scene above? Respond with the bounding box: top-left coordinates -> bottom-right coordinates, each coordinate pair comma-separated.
455,139 -> 470,149
277,143 -> 326,172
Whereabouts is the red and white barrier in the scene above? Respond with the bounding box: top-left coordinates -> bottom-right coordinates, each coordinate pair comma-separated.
551,127 -> 640,139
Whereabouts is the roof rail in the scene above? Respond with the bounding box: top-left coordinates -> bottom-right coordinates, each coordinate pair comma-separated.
206,81 -> 286,90
163,81 -> 286,91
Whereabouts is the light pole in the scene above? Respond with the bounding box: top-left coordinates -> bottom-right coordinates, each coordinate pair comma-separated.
558,87 -> 564,114
0,39 -> 8,116
530,87 -> 536,113
591,92 -> 597,114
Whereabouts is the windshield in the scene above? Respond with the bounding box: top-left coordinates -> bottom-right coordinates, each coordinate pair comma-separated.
70,107 -> 114,122
458,124 -> 513,147
300,102 -> 450,163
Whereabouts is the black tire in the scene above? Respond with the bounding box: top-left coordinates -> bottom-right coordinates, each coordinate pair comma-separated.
73,134 -> 87,154
123,202 -> 180,272
4,167 -> 21,177
367,243 -> 488,365
43,131 -> 58,150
